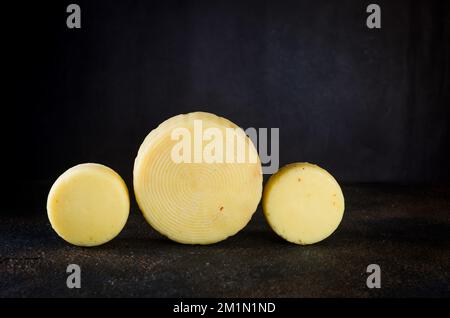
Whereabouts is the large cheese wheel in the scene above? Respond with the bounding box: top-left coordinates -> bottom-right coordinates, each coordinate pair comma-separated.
263,163 -> 345,245
134,112 -> 262,244
47,163 -> 130,247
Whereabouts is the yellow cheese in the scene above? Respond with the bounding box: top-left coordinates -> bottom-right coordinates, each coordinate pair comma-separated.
133,112 -> 262,244
47,163 -> 130,247
263,163 -> 344,245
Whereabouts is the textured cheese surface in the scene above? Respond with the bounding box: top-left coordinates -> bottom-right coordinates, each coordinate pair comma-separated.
134,112 -> 262,244
263,163 -> 344,245
47,163 -> 130,247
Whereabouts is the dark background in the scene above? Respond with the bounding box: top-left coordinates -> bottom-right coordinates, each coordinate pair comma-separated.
4,0 -> 450,211
1,0 -> 450,298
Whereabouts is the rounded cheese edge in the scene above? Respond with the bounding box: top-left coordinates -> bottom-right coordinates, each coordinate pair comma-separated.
262,162 -> 345,245
133,112 -> 262,244
47,163 -> 130,247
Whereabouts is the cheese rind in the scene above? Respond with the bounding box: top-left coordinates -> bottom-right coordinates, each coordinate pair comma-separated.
133,112 -> 263,244
47,163 -> 130,247
263,163 -> 344,245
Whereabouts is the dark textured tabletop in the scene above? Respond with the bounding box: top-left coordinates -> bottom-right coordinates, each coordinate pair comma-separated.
1,185 -> 449,298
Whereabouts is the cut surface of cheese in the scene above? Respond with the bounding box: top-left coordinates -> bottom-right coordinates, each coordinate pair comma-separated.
263,163 -> 344,245
134,112 -> 262,244
47,163 -> 130,247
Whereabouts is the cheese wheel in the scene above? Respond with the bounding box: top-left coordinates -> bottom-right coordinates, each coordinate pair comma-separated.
263,163 -> 344,245
47,163 -> 130,247
134,112 -> 262,244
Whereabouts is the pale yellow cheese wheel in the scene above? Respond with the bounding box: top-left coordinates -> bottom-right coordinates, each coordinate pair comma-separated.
134,112 -> 263,244
47,163 -> 130,247
263,163 -> 345,245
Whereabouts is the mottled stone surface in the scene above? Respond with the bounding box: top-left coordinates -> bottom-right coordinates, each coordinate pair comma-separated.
1,185 -> 449,297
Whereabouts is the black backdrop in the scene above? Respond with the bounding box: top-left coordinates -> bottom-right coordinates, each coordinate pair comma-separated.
4,0 -> 450,210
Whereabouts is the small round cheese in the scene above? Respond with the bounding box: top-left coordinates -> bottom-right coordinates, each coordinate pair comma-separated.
263,163 -> 345,245
47,163 -> 130,247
